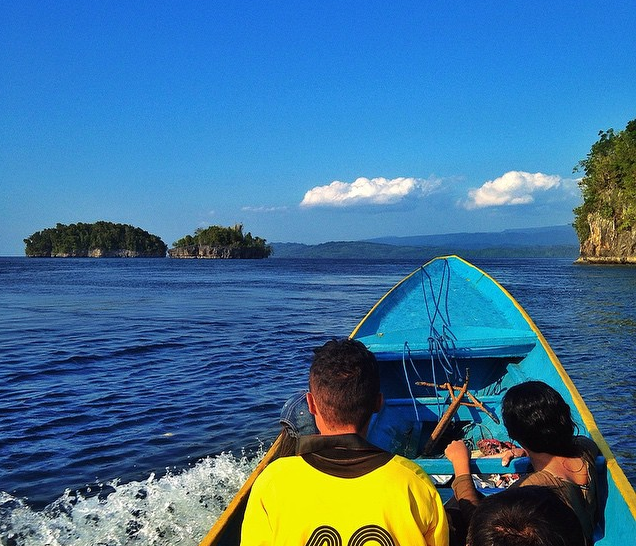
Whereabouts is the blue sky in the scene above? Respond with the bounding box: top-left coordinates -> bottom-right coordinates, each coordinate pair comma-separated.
1,2 -> 635,255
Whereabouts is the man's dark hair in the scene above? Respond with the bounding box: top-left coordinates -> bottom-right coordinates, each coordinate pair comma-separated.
467,486 -> 585,546
309,338 -> 380,430
502,380 -> 577,456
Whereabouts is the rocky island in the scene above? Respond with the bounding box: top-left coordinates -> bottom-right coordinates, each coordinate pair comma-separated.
168,224 -> 272,259
24,221 -> 168,257
574,118 -> 636,264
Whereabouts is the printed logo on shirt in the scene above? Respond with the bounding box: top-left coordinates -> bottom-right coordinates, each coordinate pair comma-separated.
306,525 -> 395,546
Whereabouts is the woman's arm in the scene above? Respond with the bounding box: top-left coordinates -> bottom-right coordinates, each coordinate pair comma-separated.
501,446 -> 527,467
445,440 -> 480,504
444,440 -> 480,532
445,440 -> 471,476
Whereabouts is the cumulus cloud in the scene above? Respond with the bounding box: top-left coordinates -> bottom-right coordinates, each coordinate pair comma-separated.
463,171 -> 563,209
300,176 -> 440,208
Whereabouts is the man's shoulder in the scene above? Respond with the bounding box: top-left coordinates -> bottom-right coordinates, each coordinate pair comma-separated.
263,454 -> 304,473
254,455 -> 303,483
383,455 -> 435,483
389,453 -> 424,471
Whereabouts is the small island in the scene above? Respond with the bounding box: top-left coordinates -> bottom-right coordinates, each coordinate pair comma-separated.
24,221 -> 168,258
168,224 -> 272,259
574,118 -> 636,264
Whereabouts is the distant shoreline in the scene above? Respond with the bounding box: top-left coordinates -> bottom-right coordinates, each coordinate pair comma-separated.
270,242 -> 580,260
575,256 -> 636,265
8,224 -> 585,260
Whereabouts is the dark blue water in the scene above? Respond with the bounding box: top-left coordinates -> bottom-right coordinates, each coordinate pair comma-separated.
1,257 -> 635,545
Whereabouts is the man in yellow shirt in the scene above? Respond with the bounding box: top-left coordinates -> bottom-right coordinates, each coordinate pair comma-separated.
241,338 -> 449,546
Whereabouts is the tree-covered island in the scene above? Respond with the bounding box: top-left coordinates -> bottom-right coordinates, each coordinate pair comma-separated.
169,224 -> 273,259
24,221 -> 168,257
574,118 -> 636,263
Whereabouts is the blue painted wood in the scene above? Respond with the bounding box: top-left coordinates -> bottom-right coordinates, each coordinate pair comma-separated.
352,256 -> 636,545
201,255 -> 636,546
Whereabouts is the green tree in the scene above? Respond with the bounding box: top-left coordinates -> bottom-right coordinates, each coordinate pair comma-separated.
24,222 -> 167,257
172,224 -> 272,256
573,118 -> 636,240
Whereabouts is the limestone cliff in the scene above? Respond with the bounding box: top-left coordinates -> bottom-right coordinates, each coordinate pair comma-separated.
576,213 -> 636,264
46,249 -> 166,258
168,245 -> 270,259
573,119 -> 636,264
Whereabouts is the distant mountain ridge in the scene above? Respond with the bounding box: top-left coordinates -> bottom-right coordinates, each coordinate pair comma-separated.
365,225 -> 578,248
271,225 -> 579,259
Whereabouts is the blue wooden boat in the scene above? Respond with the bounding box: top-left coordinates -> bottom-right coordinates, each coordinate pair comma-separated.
199,256 -> 636,545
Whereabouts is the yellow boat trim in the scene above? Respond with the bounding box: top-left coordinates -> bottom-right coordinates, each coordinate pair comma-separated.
454,255 -> 636,519
198,256 -> 635,546
351,255 -> 636,519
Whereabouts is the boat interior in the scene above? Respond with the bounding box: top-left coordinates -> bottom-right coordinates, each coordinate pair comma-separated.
369,355 -> 515,454
366,350 -> 608,514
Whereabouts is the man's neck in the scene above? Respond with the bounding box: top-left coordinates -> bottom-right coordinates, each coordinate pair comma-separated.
317,422 -> 368,437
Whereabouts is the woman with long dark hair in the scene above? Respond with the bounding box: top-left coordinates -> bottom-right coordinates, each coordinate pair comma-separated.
445,381 -> 599,545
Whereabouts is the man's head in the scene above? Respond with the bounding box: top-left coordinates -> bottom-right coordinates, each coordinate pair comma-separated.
307,338 -> 382,434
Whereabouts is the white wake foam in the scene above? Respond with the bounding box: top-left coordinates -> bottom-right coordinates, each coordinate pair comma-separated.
0,448 -> 264,546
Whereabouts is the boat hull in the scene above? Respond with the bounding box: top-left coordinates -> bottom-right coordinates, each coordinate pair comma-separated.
200,256 -> 636,546
352,256 -> 636,544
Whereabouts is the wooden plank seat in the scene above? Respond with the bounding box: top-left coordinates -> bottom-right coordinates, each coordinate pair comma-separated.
359,326 -> 537,361
381,395 -> 504,423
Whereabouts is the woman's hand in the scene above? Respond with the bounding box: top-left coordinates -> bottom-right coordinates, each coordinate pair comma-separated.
501,446 -> 527,467
444,440 -> 471,476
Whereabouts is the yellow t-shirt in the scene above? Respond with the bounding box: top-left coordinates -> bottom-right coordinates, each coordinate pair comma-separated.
241,450 -> 448,546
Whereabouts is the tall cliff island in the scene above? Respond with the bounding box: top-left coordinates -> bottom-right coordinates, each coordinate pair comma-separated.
24,222 -> 168,257
574,118 -> 636,264
168,224 -> 272,259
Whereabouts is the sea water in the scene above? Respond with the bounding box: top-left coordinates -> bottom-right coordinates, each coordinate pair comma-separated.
1,257 -> 635,545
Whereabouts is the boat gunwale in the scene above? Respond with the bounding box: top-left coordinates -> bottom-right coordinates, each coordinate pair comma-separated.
454,255 -> 636,518
351,254 -> 636,521
199,255 -> 636,546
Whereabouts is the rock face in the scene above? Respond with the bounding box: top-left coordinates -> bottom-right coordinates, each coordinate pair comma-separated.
577,213 -> 636,264
37,249 -> 166,258
168,245 -> 270,259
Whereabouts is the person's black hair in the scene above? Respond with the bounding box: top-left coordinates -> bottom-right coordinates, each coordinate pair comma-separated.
309,338 -> 380,430
467,486 -> 585,546
502,380 -> 577,456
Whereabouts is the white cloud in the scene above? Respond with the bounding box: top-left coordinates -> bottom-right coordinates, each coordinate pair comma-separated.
463,171 -> 563,209
241,206 -> 288,213
300,176 -> 440,208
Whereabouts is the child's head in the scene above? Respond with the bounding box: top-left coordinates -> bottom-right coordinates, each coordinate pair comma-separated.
467,486 -> 585,546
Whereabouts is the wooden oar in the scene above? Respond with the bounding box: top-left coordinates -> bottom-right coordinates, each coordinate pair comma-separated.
419,372 -> 469,455
198,433 -> 283,546
418,369 -> 501,455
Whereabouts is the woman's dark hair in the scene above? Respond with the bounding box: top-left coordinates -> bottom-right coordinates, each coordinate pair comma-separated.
467,486 -> 585,546
502,381 -> 577,456
309,338 -> 380,430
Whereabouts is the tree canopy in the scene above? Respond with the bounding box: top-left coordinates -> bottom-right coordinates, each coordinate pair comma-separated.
172,224 -> 272,256
24,221 -> 168,257
573,118 -> 636,240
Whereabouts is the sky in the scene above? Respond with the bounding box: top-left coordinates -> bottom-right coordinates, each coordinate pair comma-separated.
1,2 -> 635,255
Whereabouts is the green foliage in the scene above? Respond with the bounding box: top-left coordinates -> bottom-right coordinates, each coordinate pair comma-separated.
573,118 -> 636,240
172,223 -> 272,256
24,222 -> 168,257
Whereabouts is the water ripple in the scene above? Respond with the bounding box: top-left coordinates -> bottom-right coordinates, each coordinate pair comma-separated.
0,257 -> 635,544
